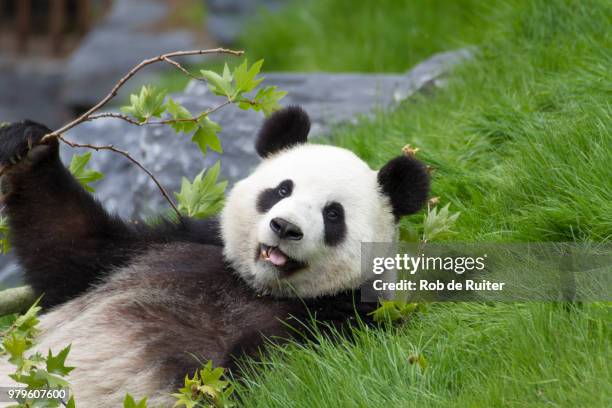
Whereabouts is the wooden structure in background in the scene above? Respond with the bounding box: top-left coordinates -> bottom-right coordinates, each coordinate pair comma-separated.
0,0 -> 110,56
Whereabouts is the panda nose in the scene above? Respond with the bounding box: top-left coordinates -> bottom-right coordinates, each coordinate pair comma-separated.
270,217 -> 303,241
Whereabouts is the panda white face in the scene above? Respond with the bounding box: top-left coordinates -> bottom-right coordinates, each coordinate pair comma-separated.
220,106 -> 430,299
221,144 -> 397,298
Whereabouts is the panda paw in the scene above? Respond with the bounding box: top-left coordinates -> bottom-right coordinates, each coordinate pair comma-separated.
0,120 -> 57,172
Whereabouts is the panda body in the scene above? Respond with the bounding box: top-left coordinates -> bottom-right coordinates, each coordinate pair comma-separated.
0,107 -> 430,406
20,243 -> 308,406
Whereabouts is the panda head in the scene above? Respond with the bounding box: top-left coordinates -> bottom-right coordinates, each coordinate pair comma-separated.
221,106 -> 430,298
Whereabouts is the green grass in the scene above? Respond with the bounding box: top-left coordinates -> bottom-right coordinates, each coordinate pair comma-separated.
233,0 -> 612,406
239,0 -> 493,72
327,1 -> 612,243
236,303 -> 610,407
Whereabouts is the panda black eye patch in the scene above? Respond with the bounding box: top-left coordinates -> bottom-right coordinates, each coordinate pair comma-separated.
323,202 -> 346,246
256,179 -> 294,213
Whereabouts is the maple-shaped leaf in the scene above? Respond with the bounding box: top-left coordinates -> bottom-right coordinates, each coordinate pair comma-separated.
172,372 -> 203,408
10,370 -> 47,388
198,360 -> 229,400
124,393 -> 148,408
200,63 -> 235,98
422,203 -> 460,241
12,298 -> 41,335
232,59 -> 264,97
370,301 -> 420,323
120,85 -> 166,122
249,86 -> 287,116
175,162 -> 227,219
46,345 -> 75,376
166,98 -> 198,134
192,117 -> 223,157
3,333 -> 27,365
33,368 -> 70,388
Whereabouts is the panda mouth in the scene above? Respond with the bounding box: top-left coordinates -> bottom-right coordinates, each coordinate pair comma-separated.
258,243 -> 307,276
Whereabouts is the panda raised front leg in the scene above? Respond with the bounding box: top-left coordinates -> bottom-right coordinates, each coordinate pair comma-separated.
0,121 -> 150,308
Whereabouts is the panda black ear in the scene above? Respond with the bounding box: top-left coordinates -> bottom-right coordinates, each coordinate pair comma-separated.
377,155 -> 430,220
255,106 -> 310,158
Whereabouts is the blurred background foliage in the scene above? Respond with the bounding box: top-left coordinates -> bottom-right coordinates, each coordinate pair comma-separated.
240,0 -> 489,72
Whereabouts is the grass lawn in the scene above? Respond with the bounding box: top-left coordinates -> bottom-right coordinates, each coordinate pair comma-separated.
234,0 -> 612,406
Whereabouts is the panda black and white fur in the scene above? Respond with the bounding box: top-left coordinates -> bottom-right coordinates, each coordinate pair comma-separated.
0,107 -> 429,406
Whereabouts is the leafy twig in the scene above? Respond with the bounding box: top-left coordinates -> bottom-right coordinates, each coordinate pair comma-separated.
86,98 -> 231,128
41,48 -> 243,141
35,48 -> 242,217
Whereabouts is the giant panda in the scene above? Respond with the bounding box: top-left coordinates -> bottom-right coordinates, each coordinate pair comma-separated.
0,106 -> 429,406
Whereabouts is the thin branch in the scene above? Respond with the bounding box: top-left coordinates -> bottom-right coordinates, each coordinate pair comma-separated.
41,48 -> 242,142
57,135 -> 182,219
161,56 -> 203,82
86,112 -> 143,126
85,99 -> 233,127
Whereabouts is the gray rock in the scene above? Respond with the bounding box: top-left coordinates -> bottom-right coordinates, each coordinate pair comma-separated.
0,48 -> 471,285
61,0 -> 198,109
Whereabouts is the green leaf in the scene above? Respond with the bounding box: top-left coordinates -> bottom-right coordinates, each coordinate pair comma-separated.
422,203 -> 460,241
10,367 -> 70,389
250,86 -> 287,116
172,361 -> 234,408
166,98 -> 198,134
232,59 -> 264,98
120,85 -> 167,122
198,361 -> 229,397
124,393 -> 148,408
66,396 -> 76,408
175,162 -> 227,219
37,369 -> 69,388
1,298 -> 42,355
0,313 -> 17,332
12,298 -> 41,334
0,216 -> 10,254
3,333 -> 27,365
46,345 -> 75,376
0,298 -> 79,407
172,372 -> 202,408
10,370 -> 47,389
200,64 -> 235,98
191,117 -> 223,157
68,153 -> 104,193
370,301 -> 421,323
237,100 -> 254,110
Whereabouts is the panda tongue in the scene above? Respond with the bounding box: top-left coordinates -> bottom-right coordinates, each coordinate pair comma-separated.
269,247 -> 288,267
